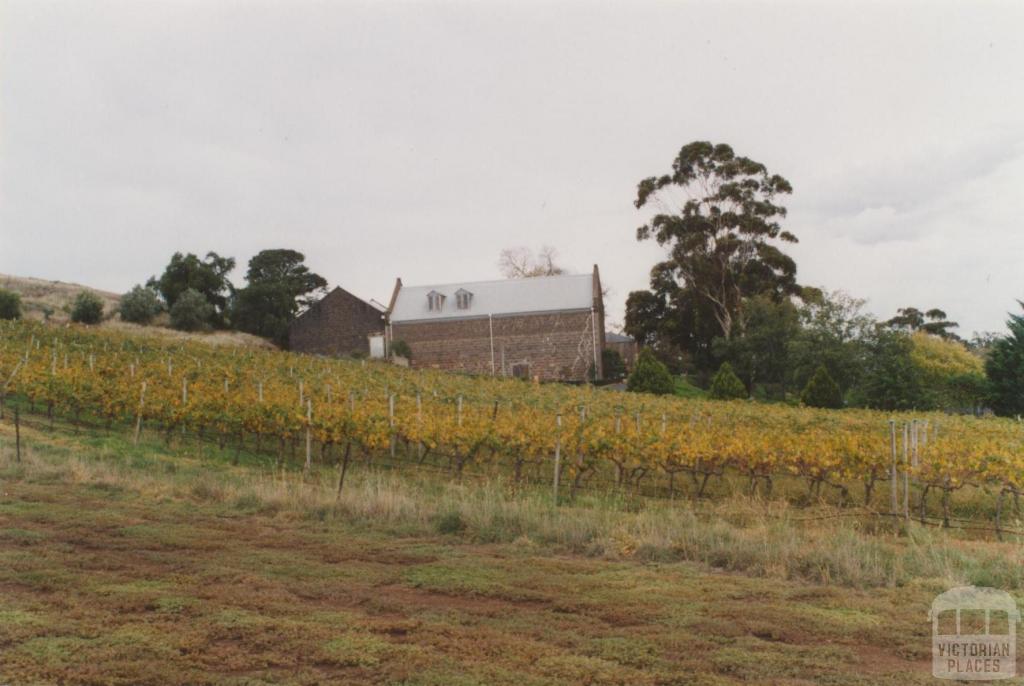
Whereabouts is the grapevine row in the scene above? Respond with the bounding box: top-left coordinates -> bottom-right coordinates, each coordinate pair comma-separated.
2,320 -> 1023,511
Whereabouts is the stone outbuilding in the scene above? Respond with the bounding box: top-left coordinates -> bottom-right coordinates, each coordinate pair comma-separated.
288,286 -> 386,357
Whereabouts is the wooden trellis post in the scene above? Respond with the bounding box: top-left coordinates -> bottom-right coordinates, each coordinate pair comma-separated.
416,392 -> 424,460
553,414 -> 563,504
388,394 -> 396,459
133,381 -> 147,446
15,407 -> 21,463
304,399 -> 312,473
889,419 -> 898,514
903,422 -> 910,522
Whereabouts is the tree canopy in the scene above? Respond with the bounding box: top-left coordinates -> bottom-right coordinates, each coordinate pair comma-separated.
985,303 -> 1024,417
232,249 -> 327,346
0,288 -> 22,320
170,288 -> 215,332
885,307 -> 960,340
633,141 -> 800,342
149,252 -> 235,327
70,291 -> 104,325
119,285 -> 163,325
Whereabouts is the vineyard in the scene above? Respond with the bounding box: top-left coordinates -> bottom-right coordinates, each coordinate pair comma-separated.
2,319 -> 1023,533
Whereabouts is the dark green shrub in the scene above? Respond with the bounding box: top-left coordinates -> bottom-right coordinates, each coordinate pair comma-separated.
801,365 -> 843,409
119,285 -> 163,324
709,362 -> 747,400
435,511 -> 466,535
391,340 -> 412,360
986,304 -> 1024,416
0,288 -> 21,320
602,348 -> 627,380
70,291 -> 104,324
169,288 -> 215,331
627,349 -> 675,395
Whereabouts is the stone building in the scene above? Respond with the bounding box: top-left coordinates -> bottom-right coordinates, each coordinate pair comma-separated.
385,267 -> 605,382
288,286 -> 386,357
604,332 -> 638,372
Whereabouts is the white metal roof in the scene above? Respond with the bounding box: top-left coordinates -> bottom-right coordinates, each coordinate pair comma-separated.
390,273 -> 595,322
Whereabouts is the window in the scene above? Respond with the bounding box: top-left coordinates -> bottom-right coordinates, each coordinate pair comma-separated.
455,288 -> 473,310
427,290 -> 445,312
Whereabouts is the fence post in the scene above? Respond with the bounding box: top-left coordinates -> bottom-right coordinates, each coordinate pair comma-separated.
133,381 -> 147,446
903,422 -> 910,522
304,399 -> 312,473
553,414 -> 562,504
388,394 -> 396,459
889,419 -> 897,514
15,406 -> 21,463
416,392 -> 423,460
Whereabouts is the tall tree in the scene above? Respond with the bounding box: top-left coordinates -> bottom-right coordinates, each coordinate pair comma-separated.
885,306 -> 960,340
715,295 -> 800,400
149,252 -> 235,327
633,141 -> 800,341
231,249 -> 327,346
985,303 -> 1024,417
853,328 -> 925,411
910,331 -> 985,411
625,260 -> 720,376
789,289 -> 874,395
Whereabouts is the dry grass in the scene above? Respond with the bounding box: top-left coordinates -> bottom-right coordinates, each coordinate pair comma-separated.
101,319 -> 276,349
1,273 -> 121,322
1,421 -> 1022,684
5,421 -> 1023,592
1,273 -> 275,348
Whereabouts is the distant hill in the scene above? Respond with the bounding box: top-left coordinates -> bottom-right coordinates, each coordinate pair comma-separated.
1,273 -> 121,323
0,273 -> 275,349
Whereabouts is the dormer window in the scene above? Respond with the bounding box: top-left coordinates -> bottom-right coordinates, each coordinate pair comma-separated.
455,288 -> 473,310
427,290 -> 445,312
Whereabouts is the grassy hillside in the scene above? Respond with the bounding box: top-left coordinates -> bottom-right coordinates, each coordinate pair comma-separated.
0,274 -> 274,349
0,409 -> 1021,684
1,273 -> 121,322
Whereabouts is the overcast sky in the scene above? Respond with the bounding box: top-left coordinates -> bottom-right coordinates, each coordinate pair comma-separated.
2,0 -> 1022,335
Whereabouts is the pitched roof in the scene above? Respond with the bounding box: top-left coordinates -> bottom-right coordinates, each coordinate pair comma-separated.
390,273 -> 595,323
605,332 -> 633,343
